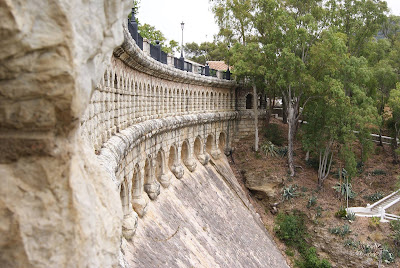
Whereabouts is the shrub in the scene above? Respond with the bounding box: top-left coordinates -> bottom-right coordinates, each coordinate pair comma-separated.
295,247 -> 331,268
306,158 -> 319,170
390,220 -> 400,247
333,183 -> 356,199
307,196 -> 317,208
261,141 -> 278,157
275,210 -> 331,267
363,192 -> 384,202
282,185 -> 298,201
264,123 -> 284,146
345,212 -> 356,222
315,206 -> 323,218
276,146 -> 288,157
275,211 -> 306,247
368,217 -> 380,229
334,207 -> 347,219
329,224 -> 351,237
381,248 -> 395,264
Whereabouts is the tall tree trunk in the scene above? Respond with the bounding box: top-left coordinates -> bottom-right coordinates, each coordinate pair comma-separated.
253,83 -> 259,152
287,96 -> 295,177
318,142 -> 333,188
282,96 -> 287,124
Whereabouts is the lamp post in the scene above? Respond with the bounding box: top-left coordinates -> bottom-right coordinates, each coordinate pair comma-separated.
226,45 -> 231,80
180,21 -> 185,70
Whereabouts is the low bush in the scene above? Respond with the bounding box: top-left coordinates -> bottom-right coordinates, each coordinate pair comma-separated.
275,210 -> 331,267
275,211 -> 306,247
264,123 -> 284,146
282,185 -> 299,201
345,212 -> 356,222
368,217 -> 380,229
363,192 -> 384,202
381,248 -> 395,264
329,224 -> 351,237
334,207 -> 347,219
307,196 -> 317,208
295,247 -> 331,268
261,141 -> 278,157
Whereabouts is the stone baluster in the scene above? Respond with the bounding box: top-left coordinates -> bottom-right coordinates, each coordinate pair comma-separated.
144,159 -> 161,200
131,167 -> 149,217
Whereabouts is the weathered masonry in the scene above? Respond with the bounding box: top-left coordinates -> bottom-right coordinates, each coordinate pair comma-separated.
1,1 -> 280,266
79,23 -> 267,238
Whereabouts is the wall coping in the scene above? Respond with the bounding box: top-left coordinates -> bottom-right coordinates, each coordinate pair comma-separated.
113,24 -> 237,89
98,111 -> 238,185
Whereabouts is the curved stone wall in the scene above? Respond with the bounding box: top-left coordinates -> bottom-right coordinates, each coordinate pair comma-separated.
79,24 -> 238,238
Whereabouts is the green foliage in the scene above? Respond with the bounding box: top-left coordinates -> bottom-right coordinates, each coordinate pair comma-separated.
307,196 -> 317,208
295,247 -> 332,268
333,183 -> 356,199
382,248 -> 395,264
306,158 -> 319,170
264,123 -> 284,146
261,141 -> 278,157
275,211 -> 306,247
390,220 -> 400,247
277,146 -> 288,157
275,210 -> 331,267
282,185 -> 298,201
184,41 -> 227,65
315,206 -> 323,218
363,192 -> 384,202
369,217 -> 381,228
138,23 -> 179,54
345,212 -> 356,222
329,224 -> 351,237
344,239 -> 360,249
334,207 -> 347,219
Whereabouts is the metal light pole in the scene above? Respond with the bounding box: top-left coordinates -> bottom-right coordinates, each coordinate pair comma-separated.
180,21 -> 185,70
180,21 -> 185,58
226,45 -> 231,80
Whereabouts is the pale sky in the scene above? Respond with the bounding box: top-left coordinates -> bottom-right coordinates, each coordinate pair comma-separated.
138,0 -> 400,45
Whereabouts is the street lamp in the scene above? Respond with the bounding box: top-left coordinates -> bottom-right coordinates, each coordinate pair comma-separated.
226,45 -> 231,80
180,21 -> 185,70
180,21 -> 185,58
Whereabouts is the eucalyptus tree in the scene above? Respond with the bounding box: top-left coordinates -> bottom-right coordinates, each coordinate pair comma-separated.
325,0 -> 388,56
303,31 -> 378,186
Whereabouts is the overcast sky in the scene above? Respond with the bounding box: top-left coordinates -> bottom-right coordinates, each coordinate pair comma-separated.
138,0 -> 400,45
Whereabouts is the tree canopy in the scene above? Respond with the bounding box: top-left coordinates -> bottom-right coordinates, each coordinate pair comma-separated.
211,0 -> 399,179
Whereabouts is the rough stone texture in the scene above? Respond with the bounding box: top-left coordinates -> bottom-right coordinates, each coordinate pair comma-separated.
0,0 -> 130,267
1,1 -> 288,266
124,155 -> 289,268
244,172 -> 284,201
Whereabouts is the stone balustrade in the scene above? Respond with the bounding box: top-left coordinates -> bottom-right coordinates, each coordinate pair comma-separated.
79,24 -> 238,239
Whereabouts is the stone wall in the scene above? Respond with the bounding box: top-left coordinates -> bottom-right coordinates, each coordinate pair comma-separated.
1,2 -> 282,267
0,1 -> 130,267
